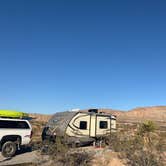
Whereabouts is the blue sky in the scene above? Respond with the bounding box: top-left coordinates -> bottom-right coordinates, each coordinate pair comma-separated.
0,0 -> 165,114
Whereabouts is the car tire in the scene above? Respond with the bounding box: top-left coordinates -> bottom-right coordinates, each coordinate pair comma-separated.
1,141 -> 17,158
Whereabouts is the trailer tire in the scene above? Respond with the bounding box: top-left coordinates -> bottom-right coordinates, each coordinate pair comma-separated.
1,141 -> 17,158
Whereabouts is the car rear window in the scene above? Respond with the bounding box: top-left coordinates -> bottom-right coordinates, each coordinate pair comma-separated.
0,120 -> 30,129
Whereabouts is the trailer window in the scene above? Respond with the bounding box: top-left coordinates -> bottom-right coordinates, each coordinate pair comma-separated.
79,121 -> 87,130
100,121 -> 108,129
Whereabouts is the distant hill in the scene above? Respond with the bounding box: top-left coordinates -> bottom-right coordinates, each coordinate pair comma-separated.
29,113 -> 51,122
29,106 -> 166,123
90,106 -> 166,122
125,106 -> 166,121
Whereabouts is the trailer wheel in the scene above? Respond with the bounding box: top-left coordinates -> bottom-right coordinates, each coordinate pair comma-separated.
1,141 -> 17,158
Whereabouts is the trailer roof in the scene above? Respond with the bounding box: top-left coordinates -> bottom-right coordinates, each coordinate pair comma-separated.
47,111 -> 116,128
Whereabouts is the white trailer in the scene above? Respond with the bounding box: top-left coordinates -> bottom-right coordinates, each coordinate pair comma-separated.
42,109 -> 116,146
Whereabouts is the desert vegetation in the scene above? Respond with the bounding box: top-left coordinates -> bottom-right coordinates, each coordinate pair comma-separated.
28,136 -> 92,166
105,121 -> 165,166
29,120 -> 165,166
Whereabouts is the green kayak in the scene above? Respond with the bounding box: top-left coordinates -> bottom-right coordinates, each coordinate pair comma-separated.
0,110 -> 28,119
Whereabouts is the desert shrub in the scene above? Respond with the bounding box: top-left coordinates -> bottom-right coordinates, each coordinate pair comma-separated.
106,122 -> 164,166
138,121 -> 156,135
156,132 -> 166,152
126,150 -> 163,166
105,132 -> 142,152
105,132 -> 128,152
58,151 -> 92,166
40,136 -> 93,166
41,136 -> 68,157
31,140 -> 43,151
123,135 -> 163,166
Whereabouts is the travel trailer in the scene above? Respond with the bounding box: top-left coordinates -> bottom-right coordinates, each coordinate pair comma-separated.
42,109 -> 116,146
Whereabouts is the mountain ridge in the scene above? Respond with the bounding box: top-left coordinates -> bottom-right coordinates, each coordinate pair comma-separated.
29,106 -> 166,122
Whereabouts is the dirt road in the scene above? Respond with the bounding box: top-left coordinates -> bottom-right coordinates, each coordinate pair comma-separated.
0,147 -> 126,166
0,151 -> 39,166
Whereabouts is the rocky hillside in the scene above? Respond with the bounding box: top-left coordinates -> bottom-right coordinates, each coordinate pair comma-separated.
29,106 -> 166,123
92,106 -> 166,122
29,113 -> 51,122
126,106 -> 166,121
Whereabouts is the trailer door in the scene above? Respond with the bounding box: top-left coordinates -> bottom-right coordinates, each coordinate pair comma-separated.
89,115 -> 96,137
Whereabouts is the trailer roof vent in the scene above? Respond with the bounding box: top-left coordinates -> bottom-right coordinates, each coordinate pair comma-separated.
88,109 -> 98,113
